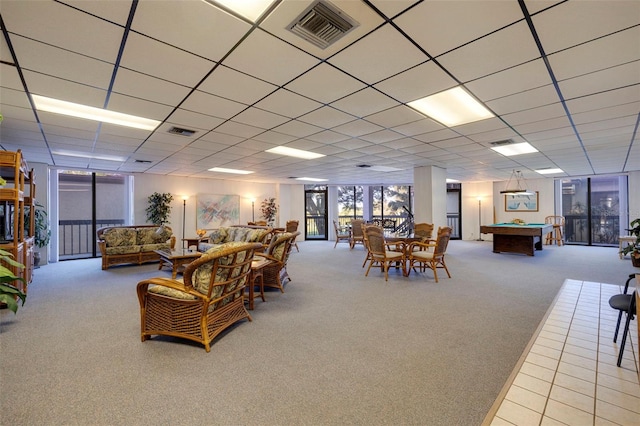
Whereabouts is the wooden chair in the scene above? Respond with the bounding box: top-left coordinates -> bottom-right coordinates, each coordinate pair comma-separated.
544,216 -> 565,246
363,225 -> 406,281
285,220 -> 300,252
333,220 -> 351,248
406,226 -> 452,282
255,231 -> 300,292
350,219 -> 365,249
136,242 -> 263,352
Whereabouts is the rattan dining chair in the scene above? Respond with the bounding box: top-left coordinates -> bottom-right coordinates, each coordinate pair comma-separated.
136,242 -> 263,352
285,220 -> 300,252
333,220 -> 351,248
406,226 -> 452,282
350,219 -> 365,249
363,225 -> 406,281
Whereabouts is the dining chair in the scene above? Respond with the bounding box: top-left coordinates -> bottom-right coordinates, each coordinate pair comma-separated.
363,225 -> 405,281
608,273 -> 637,367
285,220 -> 300,252
333,220 -> 351,248
350,219 -> 365,249
406,226 -> 452,282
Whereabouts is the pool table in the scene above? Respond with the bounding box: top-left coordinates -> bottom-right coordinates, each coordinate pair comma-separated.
480,223 -> 554,256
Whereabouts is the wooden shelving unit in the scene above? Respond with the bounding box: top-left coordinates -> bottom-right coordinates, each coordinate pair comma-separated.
0,150 -> 35,292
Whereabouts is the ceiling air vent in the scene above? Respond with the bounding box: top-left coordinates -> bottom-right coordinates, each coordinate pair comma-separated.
167,126 -> 196,137
134,159 -> 152,164
489,139 -> 514,146
356,164 -> 371,168
287,0 -> 359,49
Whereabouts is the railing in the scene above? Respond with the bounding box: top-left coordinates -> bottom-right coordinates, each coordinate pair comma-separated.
59,219 -> 125,259
329,214 -> 460,239
564,214 -> 620,245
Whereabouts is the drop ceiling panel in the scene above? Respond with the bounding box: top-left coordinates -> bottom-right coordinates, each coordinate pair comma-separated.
166,109 -> 225,132
22,71 -> 107,108
10,36 -> 114,90
132,0 -> 250,61
285,63 -> 366,104
1,1 -> 123,62
119,32 -> 215,87
298,106 -> 355,128
395,0 -> 524,57
558,62 -> 640,99
107,93 -> 174,121
486,85 -> 560,115
328,24 -> 425,84
232,107 -> 290,130
330,88 -> 400,118
223,29 -> 320,86
254,89 -> 322,119
179,90 -> 247,120
112,68 -> 193,106
331,119 -> 384,137
271,120 -> 323,138
466,59 -> 552,102
532,0 -> 640,54
364,105 -> 424,129
373,61 -> 458,103
391,118 -> 444,137
214,121 -> 266,139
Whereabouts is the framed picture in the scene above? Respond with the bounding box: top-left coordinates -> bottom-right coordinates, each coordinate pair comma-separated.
196,194 -> 240,229
505,192 -> 539,212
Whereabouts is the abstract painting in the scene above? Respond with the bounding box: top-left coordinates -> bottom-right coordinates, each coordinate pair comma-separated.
196,194 -> 240,229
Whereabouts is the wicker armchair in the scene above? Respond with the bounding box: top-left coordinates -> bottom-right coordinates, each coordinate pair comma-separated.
285,220 -> 300,252
136,241 -> 263,352
256,231 -> 300,292
406,226 -> 452,282
333,220 -> 351,248
363,225 -> 406,281
413,223 -> 434,241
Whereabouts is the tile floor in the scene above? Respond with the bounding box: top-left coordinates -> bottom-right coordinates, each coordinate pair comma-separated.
487,279 -> 640,426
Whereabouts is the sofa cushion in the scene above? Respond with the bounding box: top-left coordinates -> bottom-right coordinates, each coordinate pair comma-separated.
137,226 -> 171,245
105,245 -> 141,255
103,228 -> 137,247
208,228 -> 228,244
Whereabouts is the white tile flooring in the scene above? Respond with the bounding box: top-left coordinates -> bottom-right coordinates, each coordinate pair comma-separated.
487,279 -> 640,426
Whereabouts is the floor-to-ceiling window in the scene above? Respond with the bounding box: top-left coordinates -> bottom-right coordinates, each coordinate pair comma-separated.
57,170 -> 131,260
336,185 -> 364,226
561,175 -> 628,246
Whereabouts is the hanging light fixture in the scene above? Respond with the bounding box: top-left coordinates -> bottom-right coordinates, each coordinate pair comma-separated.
500,170 -> 535,195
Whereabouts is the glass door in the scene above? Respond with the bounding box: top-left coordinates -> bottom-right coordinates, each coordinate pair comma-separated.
305,189 -> 327,240
561,175 -> 627,246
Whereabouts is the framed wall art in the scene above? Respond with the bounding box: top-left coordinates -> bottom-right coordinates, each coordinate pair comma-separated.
504,192 -> 539,212
196,194 -> 240,229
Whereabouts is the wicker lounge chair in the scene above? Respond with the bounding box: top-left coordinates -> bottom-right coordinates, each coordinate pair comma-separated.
255,231 -> 300,292
136,242 -> 263,352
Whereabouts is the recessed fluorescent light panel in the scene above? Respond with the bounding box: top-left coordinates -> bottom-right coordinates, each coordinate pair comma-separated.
535,168 -> 564,175
266,146 -> 325,159
295,177 -> 328,182
369,166 -> 403,172
408,87 -> 494,127
491,142 -> 538,156
32,95 -> 160,131
205,0 -> 276,22
208,167 -> 254,175
52,150 -> 126,162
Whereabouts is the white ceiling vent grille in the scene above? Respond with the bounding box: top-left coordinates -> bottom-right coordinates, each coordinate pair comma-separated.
489,139 -> 514,146
287,0 -> 358,49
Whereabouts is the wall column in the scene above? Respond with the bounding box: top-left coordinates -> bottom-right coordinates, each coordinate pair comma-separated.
413,166 -> 447,229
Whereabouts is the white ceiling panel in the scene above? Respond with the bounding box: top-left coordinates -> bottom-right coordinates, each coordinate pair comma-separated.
2,0 -> 637,183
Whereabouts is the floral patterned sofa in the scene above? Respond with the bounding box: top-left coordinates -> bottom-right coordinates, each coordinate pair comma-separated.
97,225 -> 175,270
198,225 -> 272,252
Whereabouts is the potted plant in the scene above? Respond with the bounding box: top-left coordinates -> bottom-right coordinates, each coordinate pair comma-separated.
33,202 -> 51,268
146,192 -> 173,225
260,197 -> 277,226
620,218 -> 640,267
0,248 -> 26,314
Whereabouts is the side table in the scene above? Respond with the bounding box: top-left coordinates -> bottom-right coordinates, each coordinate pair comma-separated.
154,249 -> 202,279
246,257 -> 271,310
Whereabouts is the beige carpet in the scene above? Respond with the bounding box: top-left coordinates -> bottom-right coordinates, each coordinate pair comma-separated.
0,240 -> 634,425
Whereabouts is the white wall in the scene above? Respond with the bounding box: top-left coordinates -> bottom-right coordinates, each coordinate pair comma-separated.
133,174 -> 304,239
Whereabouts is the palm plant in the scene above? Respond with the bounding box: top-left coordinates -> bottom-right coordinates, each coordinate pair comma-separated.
0,248 -> 26,314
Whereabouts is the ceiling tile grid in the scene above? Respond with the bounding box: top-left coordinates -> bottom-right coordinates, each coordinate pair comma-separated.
0,0 -> 637,184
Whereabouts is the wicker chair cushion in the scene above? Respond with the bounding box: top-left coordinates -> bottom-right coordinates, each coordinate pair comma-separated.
148,281 -> 197,300
246,228 -> 268,242
209,228 -> 229,244
103,228 -> 137,247
270,232 -> 294,260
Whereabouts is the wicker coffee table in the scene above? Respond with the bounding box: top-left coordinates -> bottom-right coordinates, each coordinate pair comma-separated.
155,249 -> 202,279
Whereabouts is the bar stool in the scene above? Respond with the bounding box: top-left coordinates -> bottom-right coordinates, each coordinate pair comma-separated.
544,216 -> 565,246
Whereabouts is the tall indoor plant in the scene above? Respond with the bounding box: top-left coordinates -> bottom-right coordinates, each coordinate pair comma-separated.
620,218 -> 640,267
33,202 -> 51,267
146,192 -> 173,225
260,197 -> 277,225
